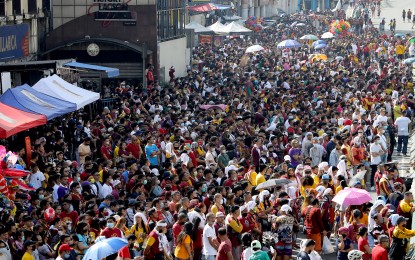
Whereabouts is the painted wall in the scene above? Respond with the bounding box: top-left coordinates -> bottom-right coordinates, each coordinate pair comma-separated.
159,37 -> 187,83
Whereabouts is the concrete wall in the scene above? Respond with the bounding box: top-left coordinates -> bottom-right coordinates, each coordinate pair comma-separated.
159,37 -> 187,83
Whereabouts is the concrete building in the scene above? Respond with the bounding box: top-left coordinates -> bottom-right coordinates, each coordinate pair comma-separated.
40,0 -> 188,83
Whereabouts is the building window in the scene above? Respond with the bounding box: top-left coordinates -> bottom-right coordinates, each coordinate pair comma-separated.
12,0 -> 21,15
157,0 -> 186,42
0,0 -> 5,17
28,0 -> 37,14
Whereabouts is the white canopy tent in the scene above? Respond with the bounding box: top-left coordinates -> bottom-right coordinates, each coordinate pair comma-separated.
33,74 -> 100,110
185,21 -> 212,33
207,21 -> 227,32
215,22 -> 252,34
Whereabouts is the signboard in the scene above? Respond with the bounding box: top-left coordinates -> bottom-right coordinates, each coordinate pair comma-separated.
93,0 -> 128,11
0,24 -> 29,61
199,35 -> 212,45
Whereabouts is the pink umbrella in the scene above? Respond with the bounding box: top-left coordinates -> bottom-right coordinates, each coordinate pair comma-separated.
332,188 -> 372,206
199,104 -> 227,111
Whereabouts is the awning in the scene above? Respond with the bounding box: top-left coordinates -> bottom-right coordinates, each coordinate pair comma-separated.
0,84 -> 77,120
63,61 -> 120,78
187,3 -> 231,12
0,103 -> 46,138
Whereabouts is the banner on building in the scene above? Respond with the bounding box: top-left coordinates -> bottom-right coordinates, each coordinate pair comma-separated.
213,35 -> 225,47
0,24 -> 30,61
199,35 -> 213,45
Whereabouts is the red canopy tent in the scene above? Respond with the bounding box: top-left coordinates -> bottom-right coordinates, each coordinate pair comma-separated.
187,3 -> 218,12
0,103 -> 46,138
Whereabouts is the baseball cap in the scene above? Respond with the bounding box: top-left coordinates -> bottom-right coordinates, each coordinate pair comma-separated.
397,216 -> 409,225
59,243 -> 73,252
216,212 -> 225,218
284,155 -> 291,161
322,174 -> 330,180
251,240 -> 262,250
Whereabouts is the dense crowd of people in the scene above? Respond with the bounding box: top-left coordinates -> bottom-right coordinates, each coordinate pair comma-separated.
1,3 -> 415,260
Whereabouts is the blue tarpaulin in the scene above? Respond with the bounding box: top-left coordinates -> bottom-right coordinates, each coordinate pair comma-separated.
63,62 -> 120,78
0,84 -> 77,120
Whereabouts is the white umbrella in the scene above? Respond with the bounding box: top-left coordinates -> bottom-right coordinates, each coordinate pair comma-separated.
245,45 -> 265,53
321,32 -> 334,39
255,179 -> 291,190
290,21 -> 298,27
335,56 -> 344,61
296,23 -> 306,26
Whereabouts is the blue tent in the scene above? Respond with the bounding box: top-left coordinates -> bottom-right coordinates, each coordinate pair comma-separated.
0,84 -> 77,120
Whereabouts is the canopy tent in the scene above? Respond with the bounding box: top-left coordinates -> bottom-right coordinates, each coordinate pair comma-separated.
0,103 -> 46,138
33,75 -> 100,110
206,21 -> 227,32
214,22 -> 252,34
187,3 -> 231,12
63,62 -> 119,78
0,84 -> 77,120
185,21 -> 212,33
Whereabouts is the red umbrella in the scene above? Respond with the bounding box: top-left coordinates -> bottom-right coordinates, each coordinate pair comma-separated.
2,168 -> 28,178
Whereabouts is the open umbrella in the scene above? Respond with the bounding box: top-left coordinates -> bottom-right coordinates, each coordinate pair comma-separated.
290,21 -> 297,27
395,33 -> 404,37
255,179 -> 291,190
310,54 -> 328,62
312,40 -> 327,47
332,188 -> 372,206
314,43 -> 327,50
403,57 -> 415,64
277,39 -> 302,48
335,56 -> 344,61
199,104 -> 227,110
321,32 -> 334,39
296,23 -> 306,26
245,45 -> 265,53
83,237 -> 128,260
408,36 -> 415,44
300,34 -> 319,40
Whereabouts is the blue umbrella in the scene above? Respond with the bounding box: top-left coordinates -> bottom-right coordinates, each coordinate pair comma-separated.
312,40 -> 327,47
403,57 -> 415,64
83,237 -> 128,260
395,33 -> 404,37
314,43 -> 327,50
277,39 -> 302,48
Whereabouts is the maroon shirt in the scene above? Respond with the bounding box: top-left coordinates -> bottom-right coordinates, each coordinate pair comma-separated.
216,238 -> 232,260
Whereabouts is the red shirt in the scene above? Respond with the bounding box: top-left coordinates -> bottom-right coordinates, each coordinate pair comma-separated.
358,237 -> 371,260
101,227 -> 122,238
118,245 -> 132,258
100,145 -> 112,160
216,238 -> 232,260
60,210 -> 78,226
126,143 -> 140,159
172,223 -> 184,246
188,151 -> 198,167
372,244 -> 388,260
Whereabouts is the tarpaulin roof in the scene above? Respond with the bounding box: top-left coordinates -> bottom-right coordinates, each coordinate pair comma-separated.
33,75 -> 100,110
187,3 -> 230,12
0,84 -> 77,120
185,21 -> 212,33
214,22 -> 252,34
0,103 -> 46,138
63,61 -> 120,78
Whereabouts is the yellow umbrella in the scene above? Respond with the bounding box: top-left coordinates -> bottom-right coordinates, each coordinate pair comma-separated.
310,54 -> 328,63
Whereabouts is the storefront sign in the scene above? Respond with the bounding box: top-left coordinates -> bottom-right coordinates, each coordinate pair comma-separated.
93,0 -> 128,11
0,24 -> 29,61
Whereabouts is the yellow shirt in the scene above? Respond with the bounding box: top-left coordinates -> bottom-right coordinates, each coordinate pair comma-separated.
393,226 -> 415,239
174,234 -> 192,258
246,171 -> 257,187
129,224 -> 147,244
22,252 -> 35,260
255,173 -> 266,186
300,183 -> 317,198
399,200 -> 413,214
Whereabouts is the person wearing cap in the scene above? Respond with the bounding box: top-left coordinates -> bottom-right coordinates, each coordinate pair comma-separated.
389,216 -> 415,259
397,191 -> 415,230
248,240 -> 269,260
275,204 -> 294,259
214,212 -> 225,239
55,243 -> 72,260
21,240 -> 36,260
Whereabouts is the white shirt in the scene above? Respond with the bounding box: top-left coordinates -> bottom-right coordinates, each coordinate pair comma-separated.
27,171 -> 45,189
395,116 -> 411,136
53,184 -> 60,203
202,224 -> 218,256
370,143 -> 382,165
188,210 -> 206,228
101,183 -> 113,198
